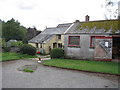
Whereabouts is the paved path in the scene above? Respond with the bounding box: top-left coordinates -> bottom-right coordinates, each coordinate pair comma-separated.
32,57 -> 51,61
1,59 -> 119,88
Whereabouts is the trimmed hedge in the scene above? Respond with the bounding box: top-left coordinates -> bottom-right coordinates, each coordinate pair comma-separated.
50,48 -> 64,59
20,44 -> 36,55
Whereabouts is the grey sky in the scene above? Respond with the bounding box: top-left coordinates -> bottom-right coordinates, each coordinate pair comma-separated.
0,0 -> 119,30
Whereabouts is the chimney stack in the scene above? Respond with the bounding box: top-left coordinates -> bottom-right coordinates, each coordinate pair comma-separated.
85,15 -> 90,22
74,20 -> 80,23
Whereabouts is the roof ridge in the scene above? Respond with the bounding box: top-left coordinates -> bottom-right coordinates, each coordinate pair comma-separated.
80,19 -> 119,23
58,23 -> 72,25
46,27 -> 56,29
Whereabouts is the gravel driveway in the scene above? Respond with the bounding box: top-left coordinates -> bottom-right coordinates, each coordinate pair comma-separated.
1,59 -> 120,88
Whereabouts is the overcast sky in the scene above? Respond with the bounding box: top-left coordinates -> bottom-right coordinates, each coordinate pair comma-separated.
0,0 -> 119,31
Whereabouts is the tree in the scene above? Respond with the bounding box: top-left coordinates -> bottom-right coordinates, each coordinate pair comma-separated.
118,1 -> 120,19
2,18 -> 27,42
102,0 -> 118,19
0,19 -> 2,38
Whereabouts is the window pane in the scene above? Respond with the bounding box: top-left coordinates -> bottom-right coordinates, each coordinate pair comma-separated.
69,36 -> 80,45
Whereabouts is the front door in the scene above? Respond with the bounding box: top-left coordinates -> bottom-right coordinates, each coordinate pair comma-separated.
94,36 -> 112,60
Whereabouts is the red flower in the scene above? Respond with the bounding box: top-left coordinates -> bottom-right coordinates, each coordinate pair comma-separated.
37,51 -> 41,54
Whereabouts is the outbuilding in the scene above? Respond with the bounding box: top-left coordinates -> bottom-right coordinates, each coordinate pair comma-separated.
64,18 -> 120,61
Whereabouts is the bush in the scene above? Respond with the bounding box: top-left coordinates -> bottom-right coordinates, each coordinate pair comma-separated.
39,49 -> 46,55
3,47 -> 10,52
37,49 -> 46,55
11,41 -> 23,47
20,44 -> 36,55
1,38 -> 6,48
37,51 -> 41,54
50,48 -> 64,59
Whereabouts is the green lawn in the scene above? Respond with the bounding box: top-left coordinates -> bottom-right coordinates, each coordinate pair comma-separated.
0,52 -> 37,61
43,59 -> 120,75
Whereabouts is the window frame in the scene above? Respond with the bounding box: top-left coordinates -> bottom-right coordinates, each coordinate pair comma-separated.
90,36 -> 95,48
90,36 -> 112,48
68,36 -> 80,46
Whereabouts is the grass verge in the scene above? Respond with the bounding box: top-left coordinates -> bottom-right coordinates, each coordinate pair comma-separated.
23,68 -> 34,73
42,59 -> 120,75
0,52 -> 37,61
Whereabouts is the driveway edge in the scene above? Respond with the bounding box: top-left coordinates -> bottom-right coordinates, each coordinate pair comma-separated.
43,64 -> 120,76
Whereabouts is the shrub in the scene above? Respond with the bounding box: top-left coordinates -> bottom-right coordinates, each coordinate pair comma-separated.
20,44 -> 36,55
3,47 -> 10,52
11,41 -> 23,47
50,48 -> 64,59
1,38 -> 6,48
40,49 -> 46,55
37,49 -> 46,55
37,51 -> 41,54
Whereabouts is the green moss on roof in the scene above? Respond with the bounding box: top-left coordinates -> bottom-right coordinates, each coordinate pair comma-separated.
78,20 -> 120,33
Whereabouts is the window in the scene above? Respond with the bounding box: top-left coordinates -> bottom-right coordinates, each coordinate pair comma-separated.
90,36 -> 95,47
36,43 -> 38,48
40,44 -> 42,48
58,43 -> 62,48
53,42 -> 57,48
90,36 -> 112,47
58,35 -> 61,40
68,36 -> 80,46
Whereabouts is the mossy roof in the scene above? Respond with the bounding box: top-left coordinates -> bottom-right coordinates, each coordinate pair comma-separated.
77,20 -> 120,33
